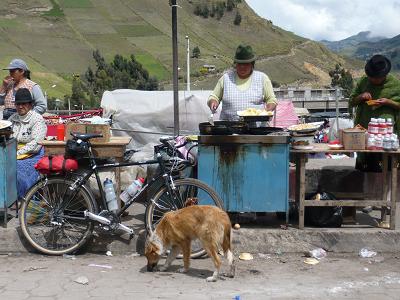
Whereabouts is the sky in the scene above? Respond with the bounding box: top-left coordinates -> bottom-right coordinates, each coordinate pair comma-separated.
246,0 -> 400,41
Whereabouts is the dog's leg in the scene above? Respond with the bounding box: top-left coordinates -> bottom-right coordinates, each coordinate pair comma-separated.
177,240 -> 191,273
206,246 -> 222,282
225,249 -> 235,278
159,246 -> 179,272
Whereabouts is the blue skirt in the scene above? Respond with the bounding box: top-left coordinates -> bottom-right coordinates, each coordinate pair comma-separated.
17,148 -> 44,199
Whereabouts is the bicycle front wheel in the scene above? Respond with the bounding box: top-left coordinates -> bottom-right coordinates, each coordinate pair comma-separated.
20,176 -> 97,255
145,178 -> 223,258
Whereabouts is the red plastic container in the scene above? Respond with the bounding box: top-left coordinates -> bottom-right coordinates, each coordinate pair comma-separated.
56,124 -> 65,141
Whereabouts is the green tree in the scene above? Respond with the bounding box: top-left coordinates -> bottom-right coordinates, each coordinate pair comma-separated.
234,11 -> 242,25
216,2 -> 225,19
227,0 -> 235,11
329,64 -> 354,98
192,46 -> 201,58
80,50 -> 159,102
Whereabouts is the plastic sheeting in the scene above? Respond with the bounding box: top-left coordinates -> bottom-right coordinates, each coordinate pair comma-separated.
101,89 -> 219,148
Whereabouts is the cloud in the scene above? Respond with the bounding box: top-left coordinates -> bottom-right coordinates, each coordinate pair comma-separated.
246,0 -> 400,41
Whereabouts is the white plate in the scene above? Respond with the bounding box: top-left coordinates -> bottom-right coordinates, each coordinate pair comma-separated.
292,145 -> 314,150
328,144 -> 344,149
0,120 -> 12,130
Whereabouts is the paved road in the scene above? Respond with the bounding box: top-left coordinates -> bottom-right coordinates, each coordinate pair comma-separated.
1,252 -> 399,300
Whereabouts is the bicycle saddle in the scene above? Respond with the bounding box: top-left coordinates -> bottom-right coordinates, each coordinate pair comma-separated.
71,132 -> 103,141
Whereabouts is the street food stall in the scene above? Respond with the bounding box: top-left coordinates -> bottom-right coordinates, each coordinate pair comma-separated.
0,121 -> 17,227
197,111 -> 291,217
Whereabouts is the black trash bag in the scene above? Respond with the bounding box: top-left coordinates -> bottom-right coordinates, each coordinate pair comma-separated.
304,192 -> 343,227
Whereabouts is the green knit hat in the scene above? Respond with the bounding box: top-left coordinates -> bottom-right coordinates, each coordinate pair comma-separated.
234,44 -> 256,63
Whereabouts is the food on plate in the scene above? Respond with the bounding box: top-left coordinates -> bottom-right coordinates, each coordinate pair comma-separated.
292,140 -> 310,146
366,99 -> 378,106
237,108 -> 273,116
328,144 -> 344,149
288,123 -> 318,131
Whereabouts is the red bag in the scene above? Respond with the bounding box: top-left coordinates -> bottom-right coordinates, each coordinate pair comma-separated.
35,155 -> 78,174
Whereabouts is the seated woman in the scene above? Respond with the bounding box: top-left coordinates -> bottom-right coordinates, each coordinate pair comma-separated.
10,88 -> 47,199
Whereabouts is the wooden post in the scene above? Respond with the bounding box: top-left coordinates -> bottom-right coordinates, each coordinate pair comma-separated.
390,154 -> 398,230
381,153 -> 389,221
298,154 -> 306,229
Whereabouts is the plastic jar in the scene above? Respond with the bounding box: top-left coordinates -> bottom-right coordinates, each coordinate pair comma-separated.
368,118 -> 379,134
378,118 -> 387,135
375,134 -> 383,150
383,134 -> 392,151
367,135 -> 376,150
386,118 -> 394,134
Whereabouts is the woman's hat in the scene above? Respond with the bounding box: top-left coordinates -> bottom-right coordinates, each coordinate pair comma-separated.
365,54 -> 391,78
234,44 -> 257,63
15,88 -> 33,104
3,58 -> 28,71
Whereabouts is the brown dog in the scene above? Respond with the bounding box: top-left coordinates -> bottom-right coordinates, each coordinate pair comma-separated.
145,205 -> 235,282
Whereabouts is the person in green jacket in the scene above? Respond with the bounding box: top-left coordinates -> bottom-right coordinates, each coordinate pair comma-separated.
349,54 -> 400,171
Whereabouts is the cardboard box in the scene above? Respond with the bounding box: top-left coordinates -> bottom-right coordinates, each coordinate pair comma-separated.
65,122 -> 110,143
342,128 -> 367,150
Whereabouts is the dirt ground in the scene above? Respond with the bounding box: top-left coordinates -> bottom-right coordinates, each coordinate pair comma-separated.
1,252 -> 400,300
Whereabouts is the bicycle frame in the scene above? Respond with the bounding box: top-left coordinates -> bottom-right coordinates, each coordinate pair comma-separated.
57,140 -> 184,218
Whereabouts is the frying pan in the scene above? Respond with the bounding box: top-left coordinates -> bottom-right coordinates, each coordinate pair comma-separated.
248,126 -> 284,135
199,121 -> 248,135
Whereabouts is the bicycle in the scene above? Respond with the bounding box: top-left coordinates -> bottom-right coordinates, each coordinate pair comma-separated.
19,133 -> 222,256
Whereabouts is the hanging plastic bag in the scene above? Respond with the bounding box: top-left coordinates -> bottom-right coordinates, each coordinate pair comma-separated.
304,191 -> 343,227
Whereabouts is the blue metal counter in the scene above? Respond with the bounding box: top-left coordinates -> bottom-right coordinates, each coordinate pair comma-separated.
198,135 -> 290,213
0,138 -> 17,227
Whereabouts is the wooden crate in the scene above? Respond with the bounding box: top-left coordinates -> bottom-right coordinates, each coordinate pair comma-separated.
65,122 -> 110,143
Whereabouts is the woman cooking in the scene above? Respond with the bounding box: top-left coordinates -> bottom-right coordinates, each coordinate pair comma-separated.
0,58 -> 47,120
207,44 -> 277,121
10,88 -> 47,199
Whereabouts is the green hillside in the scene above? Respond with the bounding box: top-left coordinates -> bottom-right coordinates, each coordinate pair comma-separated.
0,0 -> 360,101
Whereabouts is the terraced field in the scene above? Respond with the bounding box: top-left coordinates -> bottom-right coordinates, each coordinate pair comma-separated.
0,0 -> 361,99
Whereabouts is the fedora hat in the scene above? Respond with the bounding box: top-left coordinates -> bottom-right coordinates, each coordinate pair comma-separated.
15,88 -> 34,104
365,54 -> 391,78
234,44 -> 256,63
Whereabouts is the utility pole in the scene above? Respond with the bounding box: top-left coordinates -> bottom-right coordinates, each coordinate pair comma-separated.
171,0 -> 179,136
185,35 -> 190,92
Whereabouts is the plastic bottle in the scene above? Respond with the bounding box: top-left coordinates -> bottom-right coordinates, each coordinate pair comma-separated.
386,118 -> 393,134
104,178 -> 118,212
392,134 -> 399,150
383,134 -> 392,151
368,118 -> 378,134
56,118 -> 65,141
378,118 -> 387,135
367,135 -> 376,150
119,177 -> 145,203
375,134 -> 383,150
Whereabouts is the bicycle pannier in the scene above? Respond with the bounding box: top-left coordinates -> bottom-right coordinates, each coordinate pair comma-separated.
65,139 -> 89,159
35,155 -> 78,174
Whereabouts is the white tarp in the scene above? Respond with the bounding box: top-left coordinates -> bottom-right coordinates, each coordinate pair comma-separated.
101,89 -> 218,149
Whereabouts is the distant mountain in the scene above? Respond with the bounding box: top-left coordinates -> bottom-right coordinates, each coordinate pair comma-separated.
321,31 -> 400,71
320,31 -> 385,53
353,34 -> 400,70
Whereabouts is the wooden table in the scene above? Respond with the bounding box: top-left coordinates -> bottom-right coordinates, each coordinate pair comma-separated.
40,136 -> 132,207
291,143 -> 398,229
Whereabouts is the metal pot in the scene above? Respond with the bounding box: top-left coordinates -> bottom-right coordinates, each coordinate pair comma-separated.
247,127 -> 284,135
199,121 -> 248,135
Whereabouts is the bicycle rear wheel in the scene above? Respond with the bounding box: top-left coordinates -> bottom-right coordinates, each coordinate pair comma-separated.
20,176 -> 97,255
145,178 -> 223,258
